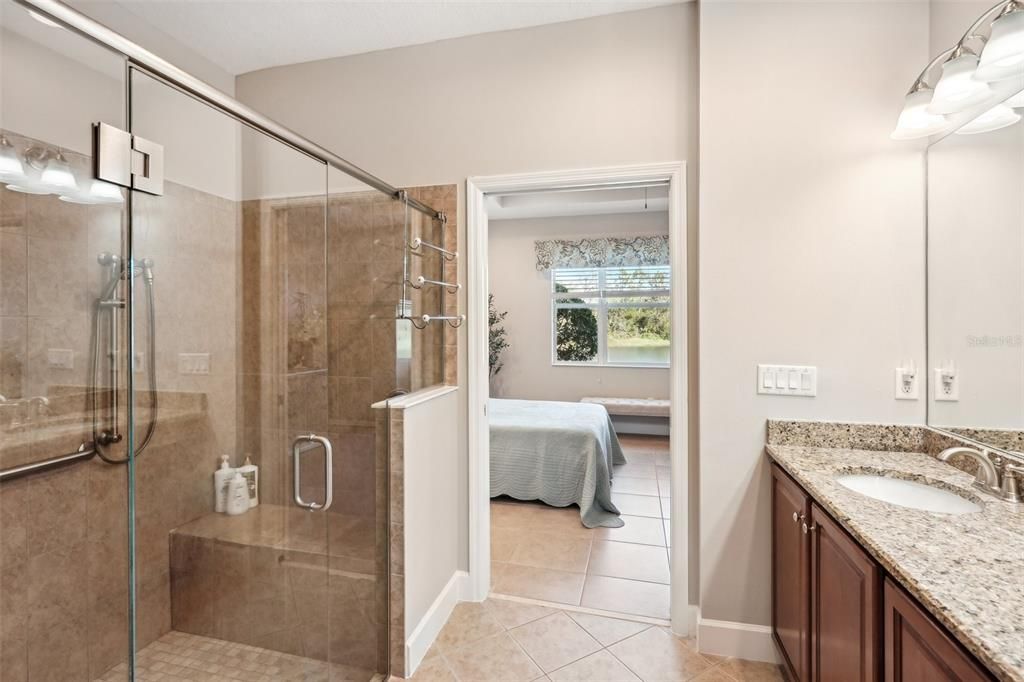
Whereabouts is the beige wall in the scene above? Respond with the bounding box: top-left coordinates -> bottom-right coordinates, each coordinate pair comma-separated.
236,3 -> 701,587
488,212 -> 670,402
699,0 -> 928,633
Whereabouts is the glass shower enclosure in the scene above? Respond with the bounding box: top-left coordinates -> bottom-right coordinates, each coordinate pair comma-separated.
0,1 -> 446,679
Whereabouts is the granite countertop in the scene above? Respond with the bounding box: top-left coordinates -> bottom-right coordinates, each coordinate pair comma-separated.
766,443 -> 1024,682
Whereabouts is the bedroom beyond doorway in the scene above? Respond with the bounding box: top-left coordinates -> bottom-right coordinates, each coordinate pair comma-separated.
490,434 -> 672,621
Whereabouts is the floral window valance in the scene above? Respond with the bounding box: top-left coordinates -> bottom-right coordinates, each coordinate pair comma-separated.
534,236 -> 669,271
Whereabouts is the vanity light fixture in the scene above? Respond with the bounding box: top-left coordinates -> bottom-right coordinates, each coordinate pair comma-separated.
928,48 -> 993,114
0,135 -> 25,182
39,149 -> 77,192
975,2 -> 1024,82
954,102 -> 1021,134
895,1 -> 1024,139
60,179 -> 124,205
891,87 -> 947,139
1004,88 -> 1024,106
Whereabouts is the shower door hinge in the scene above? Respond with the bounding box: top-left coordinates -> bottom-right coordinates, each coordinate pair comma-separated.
93,122 -> 164,196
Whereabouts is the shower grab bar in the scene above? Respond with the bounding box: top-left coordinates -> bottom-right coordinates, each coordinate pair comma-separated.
409,275 -> 461,292
292,433 -> 333,512
410,238 -> 457,261
0,442 -> 96,483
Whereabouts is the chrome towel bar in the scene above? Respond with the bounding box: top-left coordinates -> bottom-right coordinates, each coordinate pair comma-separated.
410,237 -> 457,261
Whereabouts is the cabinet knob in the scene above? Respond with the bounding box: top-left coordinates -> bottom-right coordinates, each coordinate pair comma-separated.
802,521 -> 817,534
792,511 -> 805,523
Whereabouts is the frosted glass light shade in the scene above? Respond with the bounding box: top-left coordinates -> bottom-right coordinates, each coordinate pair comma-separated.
892,89 -> 947,139
976,9 -> 1024,81
39,155 -> 77,192
0,141 -> 24,182
88,180 -> 124,203
60,180 -> 124,205
928,54 -> 993,113
1005,88 -> 1024,107
955,103 -> 1021,134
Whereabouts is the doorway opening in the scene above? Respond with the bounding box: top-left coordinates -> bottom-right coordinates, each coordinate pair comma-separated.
466,164 -> 689,633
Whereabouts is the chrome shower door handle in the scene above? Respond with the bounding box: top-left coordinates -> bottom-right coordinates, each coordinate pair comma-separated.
291,433 -> 334,512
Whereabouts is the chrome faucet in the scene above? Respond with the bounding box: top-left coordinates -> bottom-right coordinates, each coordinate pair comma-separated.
937,446 -> 1024,504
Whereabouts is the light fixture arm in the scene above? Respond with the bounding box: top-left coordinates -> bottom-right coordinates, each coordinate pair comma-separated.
907,0 -> 1015,93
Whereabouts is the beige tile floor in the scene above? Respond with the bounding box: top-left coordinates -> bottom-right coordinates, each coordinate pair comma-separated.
93,630 -> 378,682
491,435 -> 673,620
401,598 -> 783,682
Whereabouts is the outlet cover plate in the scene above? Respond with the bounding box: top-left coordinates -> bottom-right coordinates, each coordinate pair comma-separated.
894,368 -> 919,400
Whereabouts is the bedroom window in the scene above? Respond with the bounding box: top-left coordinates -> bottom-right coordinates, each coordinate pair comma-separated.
551,265 -> 670,367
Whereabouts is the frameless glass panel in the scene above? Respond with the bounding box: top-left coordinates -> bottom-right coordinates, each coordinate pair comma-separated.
128,68 -> 346,679
326,164 -> 396,678
0,3 -> 131,680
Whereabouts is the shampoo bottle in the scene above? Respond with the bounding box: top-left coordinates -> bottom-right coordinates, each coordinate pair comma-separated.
226,471 -> 249,516
238,455 -> 259,509
213,455 -> 234,513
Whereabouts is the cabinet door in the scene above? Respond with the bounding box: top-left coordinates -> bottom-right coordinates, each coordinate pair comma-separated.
883,580 -> 993,682
810,504 -> 880,682
771,464 -> 810,682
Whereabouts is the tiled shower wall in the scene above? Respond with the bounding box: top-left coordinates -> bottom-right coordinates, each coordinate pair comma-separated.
0,124 -> 458,679
0,129 -> 237,681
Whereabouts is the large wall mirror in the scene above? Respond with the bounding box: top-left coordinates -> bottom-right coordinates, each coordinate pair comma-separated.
927,90 -> 1024,453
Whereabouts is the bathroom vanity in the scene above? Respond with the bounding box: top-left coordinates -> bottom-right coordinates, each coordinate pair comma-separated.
765,424 -> 1024,682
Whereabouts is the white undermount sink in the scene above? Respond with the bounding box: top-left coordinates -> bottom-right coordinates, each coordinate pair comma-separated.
836,473 -> 982,515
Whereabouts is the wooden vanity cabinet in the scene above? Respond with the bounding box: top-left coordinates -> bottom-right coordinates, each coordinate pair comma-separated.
770,463 -> 995,682
771,464 -> 811,682
883,579 -> 993,682
809,504 -> 880,682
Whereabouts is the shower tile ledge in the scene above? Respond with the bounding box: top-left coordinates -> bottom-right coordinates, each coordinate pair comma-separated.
766,443 -> 1024,682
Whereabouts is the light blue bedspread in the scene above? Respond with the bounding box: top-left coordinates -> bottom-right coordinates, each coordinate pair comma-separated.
489,398 -> 626,528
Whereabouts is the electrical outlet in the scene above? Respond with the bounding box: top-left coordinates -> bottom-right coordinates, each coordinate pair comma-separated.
934,366 -> 959,401
894,366 -> 919,400
178,353 -> 210,375
47,348 -> 74,370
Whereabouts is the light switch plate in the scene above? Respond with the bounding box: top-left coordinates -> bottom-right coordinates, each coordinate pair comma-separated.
178,353 -> 210,375
47,348 -> 74,370
758,364 -> 817,397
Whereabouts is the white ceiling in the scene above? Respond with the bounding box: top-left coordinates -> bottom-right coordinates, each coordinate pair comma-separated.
98,0 -> 682,76
488,185 -> 669,220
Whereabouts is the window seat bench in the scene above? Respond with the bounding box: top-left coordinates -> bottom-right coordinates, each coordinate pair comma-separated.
580,397 -> 670,436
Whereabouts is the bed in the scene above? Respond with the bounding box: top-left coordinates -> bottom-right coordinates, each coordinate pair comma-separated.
489,398 -> 626,528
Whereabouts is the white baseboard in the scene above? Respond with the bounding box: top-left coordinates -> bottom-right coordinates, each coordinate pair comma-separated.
697,616 -> 779,664
405,571 -> 468,676
668,604 -> 700,638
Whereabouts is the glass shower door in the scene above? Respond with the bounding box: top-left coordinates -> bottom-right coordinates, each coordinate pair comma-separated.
127,68 -> 350,679
0,3 -> 132,680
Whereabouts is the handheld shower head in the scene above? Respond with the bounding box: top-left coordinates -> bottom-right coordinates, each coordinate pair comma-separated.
140,257 -> 155,284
